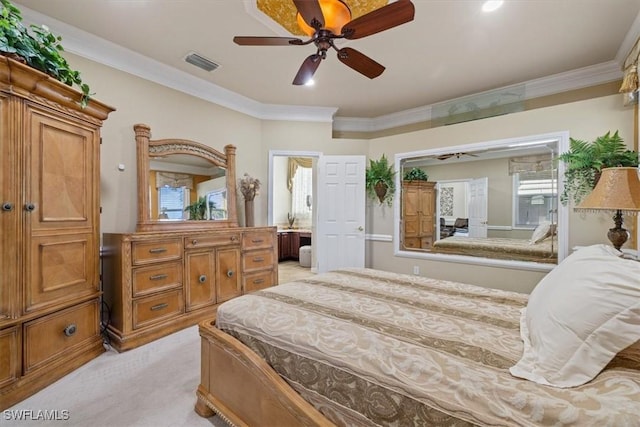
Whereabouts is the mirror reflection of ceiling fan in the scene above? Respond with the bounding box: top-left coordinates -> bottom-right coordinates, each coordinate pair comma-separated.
233,0 -> 415,85
435,152 -> 480,161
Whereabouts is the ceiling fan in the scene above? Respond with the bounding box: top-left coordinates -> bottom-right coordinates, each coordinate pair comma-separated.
435,152 -> 480,161
233,0 -> 415,85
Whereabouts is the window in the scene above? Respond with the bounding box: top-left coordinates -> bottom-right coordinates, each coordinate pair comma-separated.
513,170 -> 556,228
158,186 -> 190,219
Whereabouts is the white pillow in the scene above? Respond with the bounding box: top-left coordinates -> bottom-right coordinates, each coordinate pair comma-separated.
510,244 -> 640,387
529,221 -> 551,244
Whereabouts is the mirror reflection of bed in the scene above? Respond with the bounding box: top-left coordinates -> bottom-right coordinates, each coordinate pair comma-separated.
399,138 -> 559,264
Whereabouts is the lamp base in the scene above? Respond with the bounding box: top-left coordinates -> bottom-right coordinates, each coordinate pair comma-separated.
607,209 -> 628,251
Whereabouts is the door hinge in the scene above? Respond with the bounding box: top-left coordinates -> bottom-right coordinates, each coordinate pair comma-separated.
100,137 -> 103,145
100,206 -> 103,214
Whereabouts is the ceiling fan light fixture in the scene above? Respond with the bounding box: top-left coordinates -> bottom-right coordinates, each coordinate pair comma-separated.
296,0 -> 351,36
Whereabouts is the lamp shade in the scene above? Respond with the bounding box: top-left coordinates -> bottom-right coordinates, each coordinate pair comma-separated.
576,167 -> 640,212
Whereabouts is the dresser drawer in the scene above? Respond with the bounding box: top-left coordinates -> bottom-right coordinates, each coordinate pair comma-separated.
132,239 -> 182,265
133,290 -> 183,330
243,270 -> 276,293
243,249 -> 275,272
132,261 -> 183,297
242,230 -> 275,250
185,232 -> 241,249
23,300 -> 99,374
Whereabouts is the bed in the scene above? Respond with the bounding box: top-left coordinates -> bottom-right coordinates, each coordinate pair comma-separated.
431,236 -> 558,263
195,245 -> 640,426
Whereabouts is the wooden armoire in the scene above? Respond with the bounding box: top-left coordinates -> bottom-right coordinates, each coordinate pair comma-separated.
0,57 -> 114,409
402,181 -> 436,250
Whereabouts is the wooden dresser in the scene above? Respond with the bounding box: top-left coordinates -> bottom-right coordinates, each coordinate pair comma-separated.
0,58 -> 114,409
402,181 -> 436,250
102,227 -> 277,351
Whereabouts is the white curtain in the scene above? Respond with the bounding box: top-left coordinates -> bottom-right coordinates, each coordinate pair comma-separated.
291,166 -> 312,222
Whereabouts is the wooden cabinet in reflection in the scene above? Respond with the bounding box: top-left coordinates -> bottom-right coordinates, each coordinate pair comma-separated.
402,181 -> 436,250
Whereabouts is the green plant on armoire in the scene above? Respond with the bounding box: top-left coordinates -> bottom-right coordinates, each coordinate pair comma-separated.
0,0 -> 91,105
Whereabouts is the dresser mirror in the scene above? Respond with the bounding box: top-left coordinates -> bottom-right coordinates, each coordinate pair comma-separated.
395,132 -> 569,270
134,123 -> 238,231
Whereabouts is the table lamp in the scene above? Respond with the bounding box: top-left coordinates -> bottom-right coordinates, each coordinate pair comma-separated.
575,167 -> 640,250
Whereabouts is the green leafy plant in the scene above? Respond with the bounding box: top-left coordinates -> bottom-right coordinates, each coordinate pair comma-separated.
558,130 -> 639,205
184,196 -> 208,220
0,0 -> 91,106
366,154 -> 396,205
403,167 -> 429,181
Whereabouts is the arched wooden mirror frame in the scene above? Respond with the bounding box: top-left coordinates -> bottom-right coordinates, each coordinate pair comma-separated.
134,123 -> 238,232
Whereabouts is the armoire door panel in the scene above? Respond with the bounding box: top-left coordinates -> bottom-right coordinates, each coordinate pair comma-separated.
25,233 -> 98,313
0,93 -> 19,321
26,108 -> 97,231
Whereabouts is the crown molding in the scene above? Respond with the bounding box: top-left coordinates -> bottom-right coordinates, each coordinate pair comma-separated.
18,3 -> 337,123
334,61 -> 623,132
17,3 -> 632,132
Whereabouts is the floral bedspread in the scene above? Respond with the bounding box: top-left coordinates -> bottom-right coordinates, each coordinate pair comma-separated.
216,268 -> 640,426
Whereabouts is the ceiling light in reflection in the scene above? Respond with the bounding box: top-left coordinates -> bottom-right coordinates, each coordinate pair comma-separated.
305,79 -> 315,86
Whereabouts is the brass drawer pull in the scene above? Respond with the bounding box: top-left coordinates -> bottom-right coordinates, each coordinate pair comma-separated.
191,239 -> 198,245
150,303 -> 168,311
253,278 -> 265,284
63,324 -> 77,337
2,202 -> 13,212
149,274 -> 168,281
230,236 -> 238,241
227,270 -> 234,278
253,257 -> 264,262
198,274 -> 207,284
148,248 -> 167,254
251,239 -> 264,243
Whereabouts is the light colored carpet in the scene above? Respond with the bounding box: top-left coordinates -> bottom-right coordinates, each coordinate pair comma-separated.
7,326 -> 227,427
8,263 -> 314,426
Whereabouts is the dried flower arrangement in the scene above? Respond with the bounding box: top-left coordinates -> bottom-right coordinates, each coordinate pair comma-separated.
239,173 -> 261,201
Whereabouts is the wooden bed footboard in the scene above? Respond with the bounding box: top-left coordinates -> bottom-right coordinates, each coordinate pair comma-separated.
195,317 -> 335,427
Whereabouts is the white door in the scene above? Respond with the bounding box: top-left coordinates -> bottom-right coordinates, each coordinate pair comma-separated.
316,155 -> 366,273
468,177 -> 488,237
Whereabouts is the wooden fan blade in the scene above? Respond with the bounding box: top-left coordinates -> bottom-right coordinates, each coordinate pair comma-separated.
233,36 -> 303,46
437,154 -> 454,160
336,48 -> 385,79
293,54 -> 322,85
293,0 -> 324,31
342,0 -> 415,40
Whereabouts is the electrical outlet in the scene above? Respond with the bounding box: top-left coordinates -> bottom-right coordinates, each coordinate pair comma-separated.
413,266 -> 420,275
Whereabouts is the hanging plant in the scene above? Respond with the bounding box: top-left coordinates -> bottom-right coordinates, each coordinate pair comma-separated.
0,0 -> 91,106
365,154 -> 396,205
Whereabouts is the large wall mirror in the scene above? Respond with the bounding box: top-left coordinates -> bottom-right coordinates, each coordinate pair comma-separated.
394,132 -> 569,271
134,124 -> 238,232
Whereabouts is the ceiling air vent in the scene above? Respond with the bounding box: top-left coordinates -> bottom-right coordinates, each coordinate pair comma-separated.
184,52 -> 219,72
